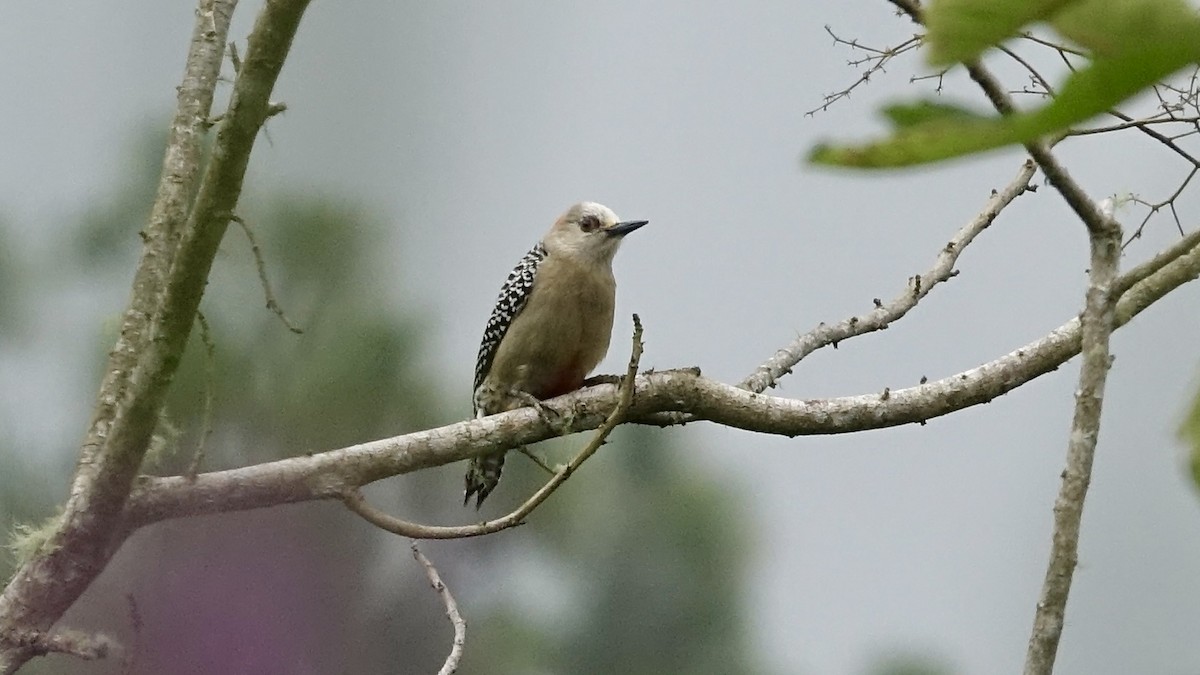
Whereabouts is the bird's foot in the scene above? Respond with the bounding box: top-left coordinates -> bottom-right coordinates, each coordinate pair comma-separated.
512,390 -> 573,435
581,374 -> 622,387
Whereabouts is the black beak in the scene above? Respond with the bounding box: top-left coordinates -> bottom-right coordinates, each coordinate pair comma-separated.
607,220 -> 648,236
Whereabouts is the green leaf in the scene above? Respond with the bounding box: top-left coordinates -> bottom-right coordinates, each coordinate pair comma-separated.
810,101 -> 1021,168
811,20 -> 1200,169
1051,0 -> 1200,57
1037,43 -> 1200,129
881,100 -> 991,127
925,0 -> 1079,65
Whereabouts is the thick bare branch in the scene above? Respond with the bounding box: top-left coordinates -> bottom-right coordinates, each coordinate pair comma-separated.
117,240 -> 1200,532
0,1 -> 238,668
0,1 -> 313,671
78,0 -> 236,480
1024,201 -> 1123,675
882,4 -> 1141,668
741,158 -> 1038,393
902,8 -> 1143,668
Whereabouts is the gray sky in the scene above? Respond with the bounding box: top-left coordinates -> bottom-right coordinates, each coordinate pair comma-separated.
4,2 -> 1200,673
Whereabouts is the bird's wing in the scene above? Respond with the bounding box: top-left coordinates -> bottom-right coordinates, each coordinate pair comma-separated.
472,242 -> 548,407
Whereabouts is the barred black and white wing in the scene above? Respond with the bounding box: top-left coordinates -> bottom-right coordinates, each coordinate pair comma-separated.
472,242 -> 547,412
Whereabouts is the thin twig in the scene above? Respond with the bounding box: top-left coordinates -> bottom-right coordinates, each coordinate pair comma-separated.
120,595 -> 143,675
1105,109 -> 1200,169
231,214 -> 303,334
807,27 -> 922,116
998,45 -> 1056,97
517,447 -> 556,475
207,101 -> 287,128
1008,28 -> 1200,169
909,69 -> 947,92
1068,114 -> 1200,137
186,312 -> 217,478
741,159 -> 1038,393
1125,165 -> 1197,247
410,544 -> 465,675
1019,32 -> 1087,59
342,315 -> 645,539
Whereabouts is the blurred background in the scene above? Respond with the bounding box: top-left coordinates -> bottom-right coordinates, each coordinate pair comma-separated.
2,2 -> 1199,674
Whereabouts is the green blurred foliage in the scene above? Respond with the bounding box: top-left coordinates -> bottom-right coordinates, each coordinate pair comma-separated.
1184,383 -> 1200,489
0,220 -> 60,578
71,131 -> 167,271
863,650 -> 957,675
924,0 -> 1072,65
7,128 -> 766,675
0,448 -> 61,579
0,219 -> 20,333
159,193 -> 439,468
467,427 -> 763,675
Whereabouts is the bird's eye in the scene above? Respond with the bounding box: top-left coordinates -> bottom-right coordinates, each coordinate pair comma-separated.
579,215 -> 601,233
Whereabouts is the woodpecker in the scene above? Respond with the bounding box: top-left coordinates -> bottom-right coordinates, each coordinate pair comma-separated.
466,201 -> 647,508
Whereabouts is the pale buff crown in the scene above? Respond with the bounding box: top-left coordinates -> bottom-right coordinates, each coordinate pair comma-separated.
541,201 -> 646,265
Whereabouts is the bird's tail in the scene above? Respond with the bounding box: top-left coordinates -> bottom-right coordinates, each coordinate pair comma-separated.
464,450 -> 506,509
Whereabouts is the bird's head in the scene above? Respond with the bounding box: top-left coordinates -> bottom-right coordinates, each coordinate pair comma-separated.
543,201 -> 647,264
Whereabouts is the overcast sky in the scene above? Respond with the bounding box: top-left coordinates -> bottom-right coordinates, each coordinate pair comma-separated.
3,2 -> 1200,673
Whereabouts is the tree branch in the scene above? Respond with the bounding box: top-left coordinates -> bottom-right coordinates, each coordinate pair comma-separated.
888,0 -> 1119,239
77,0 -> 236,480
1024,193 -> 1122,675
741,158 -> 1037,393
961,63 -> 1119,237
410,544 -> 465,675
0,0 -> 313,671
115,238 -> 1200,533
879,4 -> 1135,668
896,5 -> 1134,668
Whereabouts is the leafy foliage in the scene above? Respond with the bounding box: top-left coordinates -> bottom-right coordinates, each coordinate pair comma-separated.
468,428 -> 764,675
810,0 -> 1200,168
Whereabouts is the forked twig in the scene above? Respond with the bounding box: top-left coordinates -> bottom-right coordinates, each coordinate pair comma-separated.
807,26 -> 923,116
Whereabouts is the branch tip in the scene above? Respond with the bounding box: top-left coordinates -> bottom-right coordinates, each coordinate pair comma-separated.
410,544 -> 465,675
